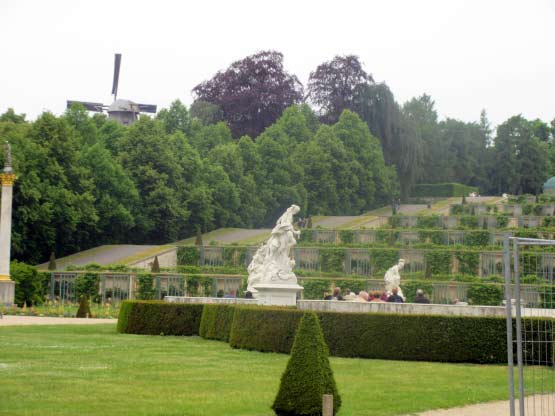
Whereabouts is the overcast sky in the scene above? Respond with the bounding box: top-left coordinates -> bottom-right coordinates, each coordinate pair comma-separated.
2,0 -> 554,128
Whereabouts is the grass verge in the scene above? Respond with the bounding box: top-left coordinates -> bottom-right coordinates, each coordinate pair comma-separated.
0,324 -> 522,416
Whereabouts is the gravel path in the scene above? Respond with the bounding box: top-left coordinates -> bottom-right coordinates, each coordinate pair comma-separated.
413,400 -> 511,416
0,315 -> 117,326
413,395 -> 552,416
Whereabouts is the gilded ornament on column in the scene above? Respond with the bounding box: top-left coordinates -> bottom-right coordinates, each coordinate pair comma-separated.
0,173 -> 16,186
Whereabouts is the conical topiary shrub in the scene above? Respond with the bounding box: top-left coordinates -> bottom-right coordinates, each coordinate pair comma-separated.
48,252 -> 57,271
151,255 -> 160,273
76,296 -> 91,318
272,312 -> 341,416
195,227 -> 203,246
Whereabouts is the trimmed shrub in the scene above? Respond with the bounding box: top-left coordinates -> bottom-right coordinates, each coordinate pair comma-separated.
199,304 -> 236,341
11,261 -> 45,306
318,312 -> 507,363
201,276 -> 214,297
151,256 -> 160,273
272,312 -> 341,416
137,273 -> 156,300
418,230 -> 445,245
74,272 -> 100,300
177,246 -> 200,265
186,275 -> 200,296
319,248 -> 345,273
467,284 -> 504,306
465,230 -> 490,247
195,227 -> 203,246
417,216 -> 440,229
302,279 -> 332,300
339,230 -> 354,244
227,306 -> 518,363
76,296 -> 91,318
497,215 -> 509,228
424,251 -> 452,276
229,306 -> 304,353
48,252 -> 57,270
376,229 -> 398,244
117,302 -> 555,365
117,300 -> 203,335
117,301 -> 133,333
223,246 -> 247,267
456,251 -> 480,275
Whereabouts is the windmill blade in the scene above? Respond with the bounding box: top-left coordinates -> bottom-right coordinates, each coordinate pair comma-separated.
111,53 -> 122,98
66,100 -> 105,112
137,103 -> 157,113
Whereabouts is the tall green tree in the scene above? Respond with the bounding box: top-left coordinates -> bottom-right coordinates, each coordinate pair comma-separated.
490,115 -> 550,195
80,143 -> 139,243
118,117 -> 189,242
156,99 -> 191,136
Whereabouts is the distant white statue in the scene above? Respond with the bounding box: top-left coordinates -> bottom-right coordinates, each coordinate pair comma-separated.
502,193 -> 509,199
384,259 -> 405,300
247,205 -> 301,292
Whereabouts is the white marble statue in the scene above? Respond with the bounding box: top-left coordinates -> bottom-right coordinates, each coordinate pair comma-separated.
384,259 -> 405,300
247,204 -> 301,292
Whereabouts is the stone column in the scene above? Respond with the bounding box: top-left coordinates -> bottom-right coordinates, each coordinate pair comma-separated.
0,143 -> 16,306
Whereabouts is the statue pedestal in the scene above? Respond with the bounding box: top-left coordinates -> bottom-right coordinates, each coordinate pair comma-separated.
252,283 -> 303,306
0,280 -> 15,306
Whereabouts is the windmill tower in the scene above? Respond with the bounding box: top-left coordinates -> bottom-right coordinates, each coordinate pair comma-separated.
67,54 -> 157,125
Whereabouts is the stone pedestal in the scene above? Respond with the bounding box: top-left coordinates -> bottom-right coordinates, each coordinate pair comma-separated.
252,283 -> 303,306
0,280 -> 15,306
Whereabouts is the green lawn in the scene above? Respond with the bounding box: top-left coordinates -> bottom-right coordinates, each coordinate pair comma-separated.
0,324 -> 514,416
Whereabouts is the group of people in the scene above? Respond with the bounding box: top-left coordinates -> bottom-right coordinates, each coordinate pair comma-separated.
296,216 -> 311,228
324,287 -> 431,304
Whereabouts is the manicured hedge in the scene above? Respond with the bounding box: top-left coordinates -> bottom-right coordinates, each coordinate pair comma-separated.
412,183 -> 478,197
117,300 -> 203,335
229,306 -> 304,353
118,302 -> 554,364
116,301 -> 133,333
319,313 -> 507,363
227,306 -> 510,363
199,304 -> 236,341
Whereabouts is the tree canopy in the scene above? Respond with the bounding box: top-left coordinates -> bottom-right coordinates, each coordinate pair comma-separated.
2,50 -> 555,265
192,50 -> 303,138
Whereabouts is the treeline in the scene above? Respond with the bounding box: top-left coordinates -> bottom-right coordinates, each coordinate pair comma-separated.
190,51 -> 555,197
0,104 -> 393,264
2,50 -> 554,264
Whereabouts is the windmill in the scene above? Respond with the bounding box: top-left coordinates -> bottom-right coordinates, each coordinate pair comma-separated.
67,54 -> 157,125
